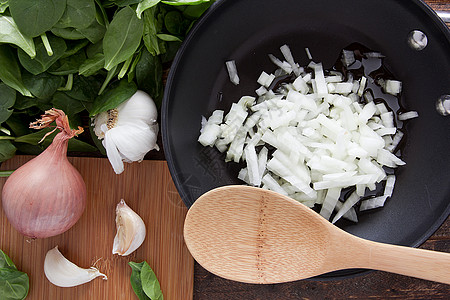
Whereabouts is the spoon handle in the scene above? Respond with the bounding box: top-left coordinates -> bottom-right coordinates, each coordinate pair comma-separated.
360,240 -> 450,284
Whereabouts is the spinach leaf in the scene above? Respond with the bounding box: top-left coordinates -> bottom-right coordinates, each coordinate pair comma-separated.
111,0 -> 142,7
51,92 -> 86,117
129,262 -> 151,300
51,26 -> 86,40
0,45 -> 32,97
22,72 -> 64,100
62,40 -> 90,58
76,18 -> 106,44
9,0 -> 67,37
136,0 -> 161,19
0,140 -> 16,163
17,34 -> 67,75
5,113 -> 31,137
48,50 -> 87,75
79,53 -> 105,77
57,0 -> 96,30
90,79 -> 137,116
136,48 -> 163,106
0,268 -> 29,300
0,83 -> 16,124
164,10 -> 185,35
0,16 -> 36,58
103,6 -> 144,71
141,262 -> 163,300
162,0 -> 210,6
65,75 -> 102,102
0,0 -> 8,13
0,250 -> 16,269
14,128 -> 97,152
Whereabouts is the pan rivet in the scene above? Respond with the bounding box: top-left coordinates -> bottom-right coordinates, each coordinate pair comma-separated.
408,30 -> 428,51
436,95 -> 450,116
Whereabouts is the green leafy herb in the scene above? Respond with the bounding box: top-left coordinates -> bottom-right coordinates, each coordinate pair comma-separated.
0,16 -> 36,58
0,83 -> 16,124
9,0 -> 67,37
17,34 -> 67,75
0,45 -> 32,97
103,6 -> 144,71
0,249 -> 29,300
129,261 -> 163,300
90,79 -> 137,116
0,0 -> 214,158
57,0 -> 96,30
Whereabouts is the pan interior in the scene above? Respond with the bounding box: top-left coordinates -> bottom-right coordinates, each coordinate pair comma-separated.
162,0 -> 450,279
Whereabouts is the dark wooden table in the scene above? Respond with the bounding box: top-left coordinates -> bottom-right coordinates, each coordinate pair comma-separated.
192,1 -> 450,299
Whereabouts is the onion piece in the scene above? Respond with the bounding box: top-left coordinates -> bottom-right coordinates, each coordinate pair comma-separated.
226,60 -> 240,85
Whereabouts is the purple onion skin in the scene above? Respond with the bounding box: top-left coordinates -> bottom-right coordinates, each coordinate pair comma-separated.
2,133 -> 86,238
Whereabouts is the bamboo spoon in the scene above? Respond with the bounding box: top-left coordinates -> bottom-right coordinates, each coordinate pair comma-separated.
184,185 -> 450,284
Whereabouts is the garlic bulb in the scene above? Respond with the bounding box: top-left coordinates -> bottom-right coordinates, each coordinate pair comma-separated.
93,90 -> 159,174
44,246 -> 107,287
113,199 -> 146,256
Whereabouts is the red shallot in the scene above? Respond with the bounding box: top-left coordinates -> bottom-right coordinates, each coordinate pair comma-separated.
1,109 -> 87,238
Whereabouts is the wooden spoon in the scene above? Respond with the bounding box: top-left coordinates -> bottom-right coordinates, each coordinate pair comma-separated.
184,185 -> 450,284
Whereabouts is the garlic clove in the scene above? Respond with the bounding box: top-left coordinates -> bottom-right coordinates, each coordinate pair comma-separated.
44,246 -> 107,287
113,199 -> 146,256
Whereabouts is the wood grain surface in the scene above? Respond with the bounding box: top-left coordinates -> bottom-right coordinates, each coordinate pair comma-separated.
0,156 -> 193,300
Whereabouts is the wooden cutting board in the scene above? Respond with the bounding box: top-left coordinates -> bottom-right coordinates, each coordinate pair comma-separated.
0,155 -> 193,300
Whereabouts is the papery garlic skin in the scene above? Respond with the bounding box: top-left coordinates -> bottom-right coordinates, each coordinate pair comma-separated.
93,90 -> 159,174
113,199 -> 146,256
44,246 -> 107,287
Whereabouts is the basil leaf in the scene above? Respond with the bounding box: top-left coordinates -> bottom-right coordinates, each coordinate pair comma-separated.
0,267 -> 29,300
136,0 -> 161,19
156,34 -> 181,42
136,48 -> 163,107
142,6 -> 161,56
129,262 -> 150,300
17,34 -> 67,75
57,0 -> 96,30
0,45 -> 32,97
141,262 -> 163,300
0,250 -> 16,269
103,6 -> 144,71
182,2 -> 213,19
0,16 -> 36,58
90,79 -> 137,116
9,0 -> 67,37
0,140 -> 16,163
0,83 -> 16,124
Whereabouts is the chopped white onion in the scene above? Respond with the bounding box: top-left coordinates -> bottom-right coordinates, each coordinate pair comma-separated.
226,60 -> 240,85
199,44 -> 418,223
398,111 -> 419,121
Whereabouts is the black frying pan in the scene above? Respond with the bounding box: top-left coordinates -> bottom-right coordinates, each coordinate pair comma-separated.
162,0 -> 450,279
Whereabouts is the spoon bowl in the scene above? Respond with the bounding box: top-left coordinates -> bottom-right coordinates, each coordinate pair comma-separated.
184,185 -> 450,284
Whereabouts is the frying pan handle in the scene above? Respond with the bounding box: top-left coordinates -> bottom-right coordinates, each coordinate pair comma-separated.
436,11 -> 450,23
